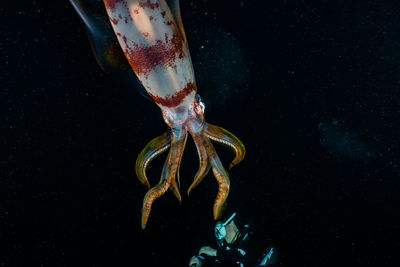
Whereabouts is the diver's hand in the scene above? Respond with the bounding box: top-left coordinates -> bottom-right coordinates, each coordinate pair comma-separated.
189,256 -> 202,267
199,246 -> 217,257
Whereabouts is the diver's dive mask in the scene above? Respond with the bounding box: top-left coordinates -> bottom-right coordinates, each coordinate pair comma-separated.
215,212 -> 237,240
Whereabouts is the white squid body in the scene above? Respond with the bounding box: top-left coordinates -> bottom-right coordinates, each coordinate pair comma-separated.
103,0 -> 196,117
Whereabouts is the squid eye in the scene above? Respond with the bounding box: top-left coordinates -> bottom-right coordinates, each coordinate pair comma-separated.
162,110 -> 174,126
195,94 -> 206,113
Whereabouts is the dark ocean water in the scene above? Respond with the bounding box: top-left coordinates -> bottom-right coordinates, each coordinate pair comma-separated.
1,0 -> 400,266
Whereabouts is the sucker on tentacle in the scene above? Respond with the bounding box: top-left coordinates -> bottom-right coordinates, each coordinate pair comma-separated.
205,123 -> 246,170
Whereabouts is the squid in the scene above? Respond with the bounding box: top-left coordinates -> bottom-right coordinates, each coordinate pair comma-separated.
70,0 -> 245,228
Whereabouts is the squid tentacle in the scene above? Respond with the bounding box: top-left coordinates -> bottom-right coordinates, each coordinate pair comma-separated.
187,130 -> 211,195
170,133 -> 187,203
211,163 -> 230,220
141,130 -> 187,229
141,177 -> 170,229
202,136 -> 230,220
205,123 -> 246,170
177,133 -> 188,190
186,126 -> 230,220
135,132 -> 171,188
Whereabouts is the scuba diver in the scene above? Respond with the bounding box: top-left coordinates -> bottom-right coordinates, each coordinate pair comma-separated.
189,212 -> 280,267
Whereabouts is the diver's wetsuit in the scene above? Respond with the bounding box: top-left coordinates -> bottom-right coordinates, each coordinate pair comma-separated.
196,225 -> 279,267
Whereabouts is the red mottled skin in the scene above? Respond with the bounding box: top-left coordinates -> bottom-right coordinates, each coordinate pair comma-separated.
110,17 -> 118,24
103,0 -> 124,11
139,0 -> 159,10
123,30 -> 184,77
103,0 -> 188,108
148,82 -> 195,108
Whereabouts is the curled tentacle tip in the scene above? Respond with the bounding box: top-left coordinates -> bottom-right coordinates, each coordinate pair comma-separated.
137,175 -> 151,189
213,211 -> 222,220
170,183 -> 182,203
175,193 -> 182,204
229,157 -> 244,170
213,204 -> 223,220
186,187 -> 194,196
141,216 -> 149,229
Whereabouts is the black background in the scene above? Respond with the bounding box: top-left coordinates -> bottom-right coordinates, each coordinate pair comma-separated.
1,0 -> 400,266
